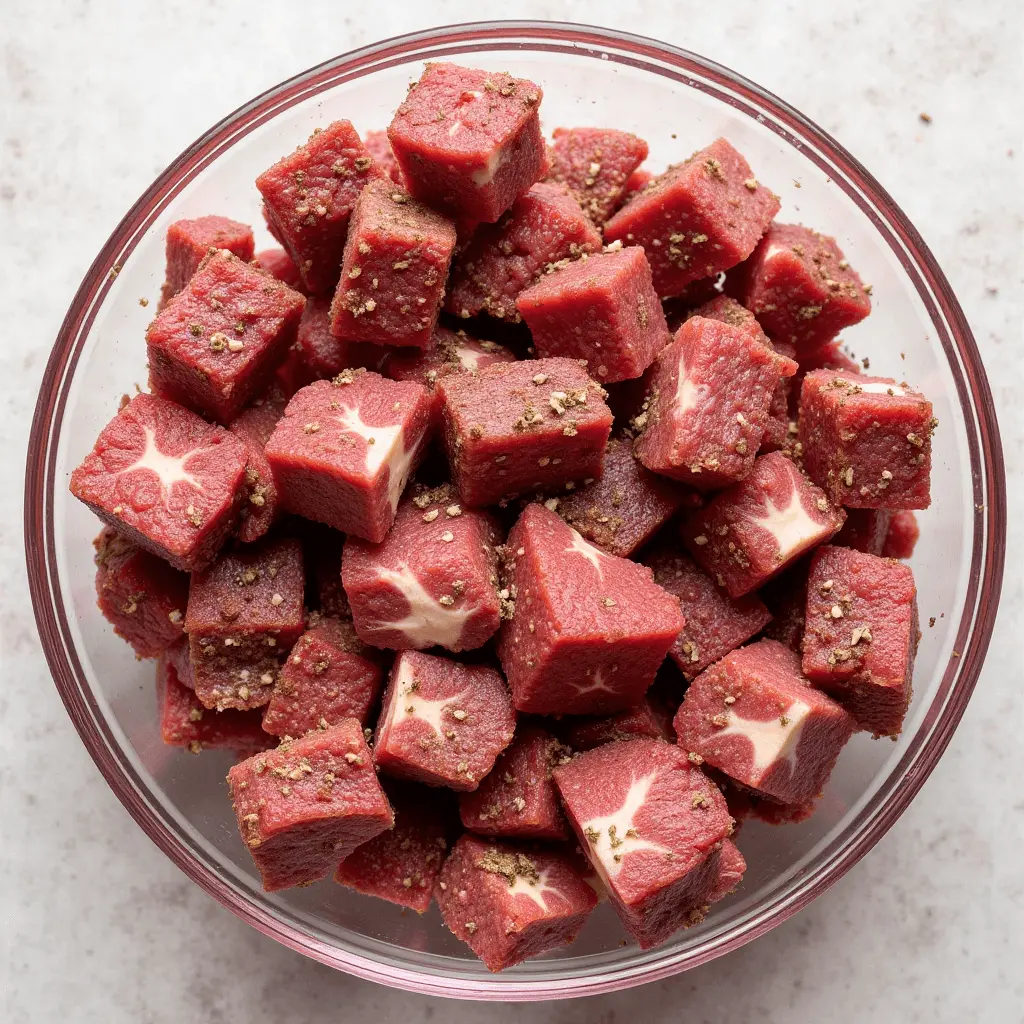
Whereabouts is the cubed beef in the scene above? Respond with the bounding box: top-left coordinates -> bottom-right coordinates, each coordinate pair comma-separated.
882,511 -> 920,559
162,215 -> 254,301
228,387 -> 288,544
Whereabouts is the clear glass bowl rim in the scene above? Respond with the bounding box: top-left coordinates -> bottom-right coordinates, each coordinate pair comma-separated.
24,19 -> 1006,1001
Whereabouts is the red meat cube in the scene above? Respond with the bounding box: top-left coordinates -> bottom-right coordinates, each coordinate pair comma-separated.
550,435 -> 698,558
93,527 -> 189,658
458,723 -> 571,840
758,559 -> 811,651
445,182 -> 603,322
335,782 -> 451,912
802,545 -> 919,737
388,62 -> 546,224
228,387 -> 288,544
496,503 -> 684,715
673,639 -> 855,804
435,834 -> 598,971
253,247 -> 306,292
740,223 -> 872,352
373,651 -> 516,790
561,693 -> 675,752
69,393 -> 248,572
294,296 -> 391,381
363,129 -> 403,185
545,127 -> 649,225
688,293 -> 769,345
146,249 -> 306,424
833,508 -> 891,555
264,374 -> 432,543
261,616 -> 384,738
342,483 -> 502,653
604,138 -> 780,298
553,739 -> 732,948
330,180 -> 457,348
619,166 -> 653,207
162,215 -> 254,301
438,357 -> 612,507
256,120 -> 386,294
185,536 -> 305,711
633,316 -> 797,488
707,838 -> 746,904
228,719 -> 393,892
800,370 -> 935,510
516,245 -> 669,382
681,451 -> 846,598
646,546 -> 771,680
761,345 -> 798,454
883,511 -> 920,559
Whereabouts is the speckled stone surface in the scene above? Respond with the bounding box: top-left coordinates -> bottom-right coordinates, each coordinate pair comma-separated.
2,2 -> 1022,1021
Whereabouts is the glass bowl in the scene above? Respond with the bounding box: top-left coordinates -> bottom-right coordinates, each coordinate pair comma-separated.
25,21 -> 1005,1001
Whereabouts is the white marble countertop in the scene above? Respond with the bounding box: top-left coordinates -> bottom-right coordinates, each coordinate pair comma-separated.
2,1 -> 1022,1020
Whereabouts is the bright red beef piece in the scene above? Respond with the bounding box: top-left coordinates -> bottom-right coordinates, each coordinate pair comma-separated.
445,182 -> 603,321
554,739 -> 732,948
646,546 -> 771,680
256,120 -> 385,294
373,650 -> 516,791
681,451 -> 846,598
740,223 -> 872,352
497,503 -> 684,715
517,245 -> 669,382
254,247 -> 306,292
93,527 -> 189,658
800,370 -> 935,510
363,129 -> 403,185
146,249 -> 306,424
330,180 -> 457,348
228,387 -> 288,544
438,357 -> 612,507
803,545 -> 919,737
545,127 -> 649,225
633,316 -> 797,489
883,511 -> 920,559
335,782 -> 451,912
185,536 -> 305,711
604,138 -> 779,298
342,483 -> 502,653
228,719 -> 393,892
619,166 -> 653,207
561,692 -> 675,752
265,373 -> 432,543
459,723 -> 571,840
162,215 -> 254,302
707,839 -> 747,904
295,296 -> 391,381
551,434 -> 699,558
70,393 -> 248,572
435,834 -> 597,971
758,559 -> 812,651
688,293 -> 769,345
388,63 -> 546,224
833,507 -> 891,555
261,616 -> 384,738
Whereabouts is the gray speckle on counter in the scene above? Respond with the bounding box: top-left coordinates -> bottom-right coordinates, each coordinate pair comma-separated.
2,2 -> 1022,1022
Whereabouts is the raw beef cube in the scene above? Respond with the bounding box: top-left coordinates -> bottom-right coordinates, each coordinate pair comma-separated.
256,120 -> 386,294
459,723 -> 571,840
342,483 -> 502,653
445,182 -> 603,321
363,128 -> 403,185
634,316 -> 797,488
93,527 -> 189,658
273,344 -> 319,399
295,296 -> 391,380
646,546 -> 771,680
146,249 -> 306,423
228,719 -> 393,892
496,503 -> 684,715
185,536 -> 305,711
707,838 -> 746,905
619,166 -> 653,207
69,393 -> 248,572
254,247 -> 306,292
798,339 -> 863,377
265,374 -> 432,543
802,545 -> 919,737
800,370 -> 935,510
688,293 -> 769,346
882,511 -> 920,559
157,645 -> 271,756
228,387 -> 288,544
330,180 -> 457,348
435,834 -> 597,971
740,223 -> 872,352
551,435 -> 699,558
673,639 -> 855,804
761,347 -> 797,453
373,650 -> 516,790
561,693 -> 674,752
336,782 -> 451,911
262,616 -> 384,737
545,127 -> 649,225
516,245 -> 669,382
758,559 -> 811,650
680,451 -> 846,598
162,215 -> 254,301
553,739 -> 732,948
604,138 -> 780,298
388,62 -> 546,224
833,508 -> 891,555
438,357 -> 612,507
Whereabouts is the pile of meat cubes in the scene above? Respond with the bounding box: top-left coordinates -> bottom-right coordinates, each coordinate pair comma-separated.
71,61 -> 933,971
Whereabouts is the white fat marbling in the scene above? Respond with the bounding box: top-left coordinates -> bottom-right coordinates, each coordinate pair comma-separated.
674,350 -> 701,416
333,405 -> 416,511
565,527 -> 607,576
372,563 -> 473,649
716,700 -> 812,780
124,425 -> 200,497
848,379 -> 908,396
454,344 -> 485,370
750,486 -> 824,561
383,657 -> 462,739
470,146 -> 504,186
507,869 -> 560,912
